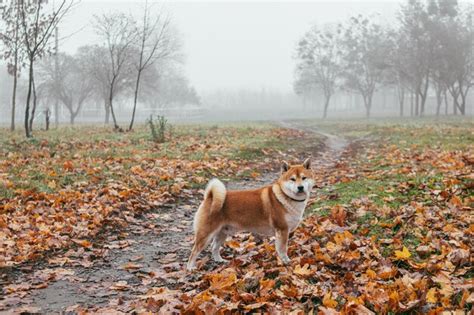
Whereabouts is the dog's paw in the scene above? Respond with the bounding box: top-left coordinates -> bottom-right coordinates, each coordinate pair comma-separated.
213,256 -> 228,263
186,263 -> 197,271
280,256 -> 291,265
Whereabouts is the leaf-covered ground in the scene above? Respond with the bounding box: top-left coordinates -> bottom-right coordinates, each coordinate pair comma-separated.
1,119 -> 473,314
0,124 -> 309,268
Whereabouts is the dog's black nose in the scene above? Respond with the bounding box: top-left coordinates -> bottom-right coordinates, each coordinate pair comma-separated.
297,185 -> 304,192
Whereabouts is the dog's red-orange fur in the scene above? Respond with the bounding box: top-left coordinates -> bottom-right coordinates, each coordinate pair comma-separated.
187,159 -> 313,270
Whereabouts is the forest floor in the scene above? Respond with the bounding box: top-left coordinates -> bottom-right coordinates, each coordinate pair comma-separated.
1,118 -> 473,314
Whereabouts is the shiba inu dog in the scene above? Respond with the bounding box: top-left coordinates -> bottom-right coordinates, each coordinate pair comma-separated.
187,158 -> 313,271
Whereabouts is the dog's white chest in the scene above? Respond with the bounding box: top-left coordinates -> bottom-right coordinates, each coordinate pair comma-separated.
285,213 -> 303,232
285,203 -> 306,231
272,184 -> 308,232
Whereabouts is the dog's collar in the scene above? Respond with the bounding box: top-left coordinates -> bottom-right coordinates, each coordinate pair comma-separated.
287,196 -> 307,202
272,184 -> 308,215
275,184 -> 308,203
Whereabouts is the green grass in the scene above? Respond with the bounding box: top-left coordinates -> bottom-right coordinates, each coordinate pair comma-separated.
297,116 -> 474,149
311,173 -> 434,212
0,122 -> 315,199
305,117 -> 472,260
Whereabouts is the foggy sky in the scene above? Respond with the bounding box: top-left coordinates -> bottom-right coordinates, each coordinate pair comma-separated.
60,1 -> 402,94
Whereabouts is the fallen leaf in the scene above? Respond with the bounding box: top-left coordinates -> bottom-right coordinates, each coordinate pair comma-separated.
394,246 -> 411,260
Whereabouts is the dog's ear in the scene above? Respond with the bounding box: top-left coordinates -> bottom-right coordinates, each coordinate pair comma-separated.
281,160 -> 290,172
303,158 -> 311,170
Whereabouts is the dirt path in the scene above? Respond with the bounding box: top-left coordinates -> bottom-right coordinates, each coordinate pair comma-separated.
1,121 -> 350,314
278,120 -> 349,167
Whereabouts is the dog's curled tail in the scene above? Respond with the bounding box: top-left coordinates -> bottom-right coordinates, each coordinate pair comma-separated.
204,178 -> 226,214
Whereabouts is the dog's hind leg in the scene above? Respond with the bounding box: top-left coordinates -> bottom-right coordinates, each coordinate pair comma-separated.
211,229 -> 228,263
187,228 -> 216,271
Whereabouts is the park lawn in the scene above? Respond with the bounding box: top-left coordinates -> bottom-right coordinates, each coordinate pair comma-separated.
301,118 -> 473,312
0,123 -> 313,267
115,118 -> 473,314
1,119 -> 472,313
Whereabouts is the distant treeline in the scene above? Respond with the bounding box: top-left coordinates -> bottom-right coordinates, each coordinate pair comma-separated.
294,0 -> 473,118
0,1 -> 199,137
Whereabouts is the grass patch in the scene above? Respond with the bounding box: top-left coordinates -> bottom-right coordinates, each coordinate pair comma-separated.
0,122 -> 313,200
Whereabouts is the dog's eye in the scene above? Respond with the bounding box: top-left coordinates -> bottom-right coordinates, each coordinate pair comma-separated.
290,178 -> 296,181
302,177 -> 307,180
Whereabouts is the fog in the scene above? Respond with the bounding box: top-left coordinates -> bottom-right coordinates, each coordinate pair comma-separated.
0,0 -> 472,128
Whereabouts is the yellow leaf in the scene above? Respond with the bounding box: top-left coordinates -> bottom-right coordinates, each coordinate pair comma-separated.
130,165 -> 143,174
426,288 -> 437,303
366,269 -> 377,279
171,183 -> 181,194
394,246 -> 411,260
209,270 -> 237,291
48,180 -> 56,189
1,179 -> 14,188
323,292 -> 338,308
259,278 -> 275,291
294,263 -> 313,276
389,291 -> 400,304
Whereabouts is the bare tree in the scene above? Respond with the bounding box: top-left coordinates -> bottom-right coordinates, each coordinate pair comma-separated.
341,15 -> 391,118
293,67 -> 315,111
93,12 -> 137,131
128,1 -> 179,131
295,24 -> 342,119
444,10 -> 473,115
398,0 -> 435,117
18,0 -> 74,137
386,28 -> 413,117
76,45 -> 112,123
0,0 -> 23,131
38,53 -> 94,124
142,66 -> 199,109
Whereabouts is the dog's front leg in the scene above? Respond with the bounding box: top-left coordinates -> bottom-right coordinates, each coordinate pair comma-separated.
275,228 -> 290,265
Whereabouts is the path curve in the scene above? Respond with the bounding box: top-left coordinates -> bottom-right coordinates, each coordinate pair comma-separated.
278,120 -> 349,167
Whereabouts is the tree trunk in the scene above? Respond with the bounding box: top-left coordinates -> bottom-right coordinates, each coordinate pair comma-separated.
24,59 -> 34,138
10,1 -> 20,132
54,26 -> 59,128
410,92 -> 414,117
108,86 -> 120,130
67,105 -> 76,125
45,109 -> 50,131
415,91 -> 419,116
420,92 -> 426,117
128,69 -> 142,131
54,100 -> 59,127
11,67 -> 18,132
104,100 -> 110,124
435,88 -> 442,116
448,84 -> 460,115
458,88 -> 467,115
322,94 -> 331,119
444,91 -> 448,115
397,85 -> 405,117
363,94 -> 372,118
419,75 -> 429,117
28,74 -> 37,132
